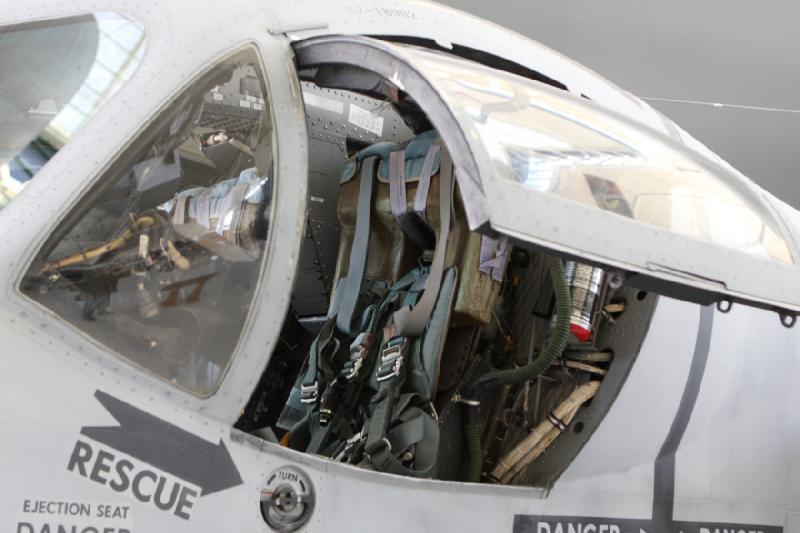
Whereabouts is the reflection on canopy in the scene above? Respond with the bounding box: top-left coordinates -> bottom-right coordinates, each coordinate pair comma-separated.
0,13 -> 145,210
404,48 -> 793,265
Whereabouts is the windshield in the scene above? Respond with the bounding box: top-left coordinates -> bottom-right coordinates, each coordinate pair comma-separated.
0,12 -> 145,210
22,47 -> 274,396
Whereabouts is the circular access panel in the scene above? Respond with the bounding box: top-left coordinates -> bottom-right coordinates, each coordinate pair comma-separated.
260,465 -> 315,531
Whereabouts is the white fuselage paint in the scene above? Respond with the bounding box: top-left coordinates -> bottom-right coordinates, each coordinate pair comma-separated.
0,1 -> 797,532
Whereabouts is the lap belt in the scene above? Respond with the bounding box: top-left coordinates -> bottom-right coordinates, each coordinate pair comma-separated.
301,270 -> 424,455
363,333 -> 439,477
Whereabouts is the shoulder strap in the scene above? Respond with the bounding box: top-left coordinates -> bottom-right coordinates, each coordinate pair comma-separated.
301,269 -> 424,457
298,316 -> 339,404
275,315 -> 340,431
389,150 -> 434,250
392,146 -> 455,337
336,155 -> 377,336
413,144 -> 439,229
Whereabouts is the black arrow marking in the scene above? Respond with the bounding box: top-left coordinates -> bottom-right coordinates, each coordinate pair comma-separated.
652,305 -> 714,530
81,390 -> 243,496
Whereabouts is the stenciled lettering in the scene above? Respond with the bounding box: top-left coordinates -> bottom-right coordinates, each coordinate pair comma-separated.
66,441 -> 93,477
539,522 -> 622,533
16,525 -> 130,533
67,440 -> 198,520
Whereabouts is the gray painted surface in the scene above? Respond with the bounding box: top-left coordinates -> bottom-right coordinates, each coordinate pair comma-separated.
437,0 -> 800,209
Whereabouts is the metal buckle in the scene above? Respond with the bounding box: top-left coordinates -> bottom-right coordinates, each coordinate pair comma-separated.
420,249 -> 435,265
333,429 -> 364,462
376,337 -> 407,382
342,332 -> 375,381
299,381 -> 318,404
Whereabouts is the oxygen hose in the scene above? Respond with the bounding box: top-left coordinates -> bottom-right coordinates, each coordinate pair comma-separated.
462,256 -> 571,482
40,215 -> 157,273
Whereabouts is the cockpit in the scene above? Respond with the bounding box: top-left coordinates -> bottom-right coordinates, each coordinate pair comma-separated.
12,25 -> 799,499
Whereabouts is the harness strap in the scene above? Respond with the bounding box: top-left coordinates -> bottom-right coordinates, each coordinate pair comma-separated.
365,392 -> 439,478
336,156 -> 377,336
302,269 -> 424,456
299,317 -> 339,404
413,144 -> 439,229
304,268 -> 421,434
363,337 -> 408,462
306,411 -> 336,454
392,146 -> 455,337
275,315 -> 339,431
389,150 -> 434,250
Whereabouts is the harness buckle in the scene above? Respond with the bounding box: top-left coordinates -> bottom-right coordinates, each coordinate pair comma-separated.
299,381 -> 319,404
333,428 -> 364,462
342,331 -> 375,380
376,336 -> 408,382
420,249 -> 435,265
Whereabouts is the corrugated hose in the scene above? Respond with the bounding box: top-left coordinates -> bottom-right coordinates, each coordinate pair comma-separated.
461,255 -> 571,482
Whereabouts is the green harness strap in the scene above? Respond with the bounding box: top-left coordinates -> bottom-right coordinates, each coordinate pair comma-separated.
336,155 -> 378,336
391,145 -> 454,337
287,139 -> 455,480
362,330 -> 441,478
304,269 -> 423,456
366,394 -> 440,477
275,316 -> 339,431
298,317 -> 339,404
359,145 -> 454,477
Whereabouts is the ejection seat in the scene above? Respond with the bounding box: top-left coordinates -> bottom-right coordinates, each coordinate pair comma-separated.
279,131 -> 509,477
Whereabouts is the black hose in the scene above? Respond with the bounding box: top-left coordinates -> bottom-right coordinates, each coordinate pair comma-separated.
461,400 -> 482,482
462,256 -> 571,482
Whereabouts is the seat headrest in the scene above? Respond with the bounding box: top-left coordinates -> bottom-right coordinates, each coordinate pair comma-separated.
340,130 -> 441,184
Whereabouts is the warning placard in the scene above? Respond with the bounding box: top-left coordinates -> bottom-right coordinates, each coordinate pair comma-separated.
514,515 -> 783,533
